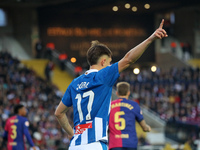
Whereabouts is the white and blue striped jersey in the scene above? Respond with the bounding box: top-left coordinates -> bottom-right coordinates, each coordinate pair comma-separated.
62,62 -> 120,146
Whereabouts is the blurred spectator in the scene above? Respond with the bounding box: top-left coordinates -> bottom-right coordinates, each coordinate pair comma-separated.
45,43 -> 55,60
58,53 -> 68,71
183,135 -> 197,150
163,143 -> 175,150
44,61 -> 54,82
74,65 -> 83,77
116,66 -> 200,125
0,51 -> 73,150
170,42 -> 177,54
35,40 -> 43,59
138,136 -> 149,146
181,42 -> 192,61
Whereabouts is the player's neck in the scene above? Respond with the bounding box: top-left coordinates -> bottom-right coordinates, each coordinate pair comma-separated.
18,113 -> 24,117
90,65 -> 103,70
118,96 -> 129,99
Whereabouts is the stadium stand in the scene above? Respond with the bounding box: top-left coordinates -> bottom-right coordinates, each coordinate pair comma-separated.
1,47 -> 200,149
0,51 -> 73,150
21,59 -> 73,93
116,67 -> 200,124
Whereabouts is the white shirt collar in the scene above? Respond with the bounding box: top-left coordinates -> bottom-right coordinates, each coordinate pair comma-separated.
85,69 -> 98,75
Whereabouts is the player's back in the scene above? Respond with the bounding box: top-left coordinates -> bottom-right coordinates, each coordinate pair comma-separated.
62,63 -> 120,146
71,70 -> 113,125
5,115 -> 28,150
109,98 -> 144,149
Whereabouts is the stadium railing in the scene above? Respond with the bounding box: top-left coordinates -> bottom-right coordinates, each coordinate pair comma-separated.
141,104 -> 166,129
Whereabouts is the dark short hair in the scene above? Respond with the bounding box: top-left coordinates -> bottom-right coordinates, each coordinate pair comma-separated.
87,40 -> 112,66
117,82 -> 130,96
14,104 -> 24,114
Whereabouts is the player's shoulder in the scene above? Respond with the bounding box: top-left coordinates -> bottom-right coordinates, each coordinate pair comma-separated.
7,115 -> 15,120
6,115 -> 17,122
17,115 -> 28,121
18,116 -> 30,126
73,74 -> 84,81
99,62 -> 118,72
67,75 -> 84,89
71,73 -> 93,89
127,99 -> 140,107
73,73 -> 92,84
111,99 -> 121,104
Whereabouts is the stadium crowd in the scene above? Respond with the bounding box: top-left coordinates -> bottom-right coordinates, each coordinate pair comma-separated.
1,50 -> 200,149
117,66 -> 200,125
0,51 -> 73,150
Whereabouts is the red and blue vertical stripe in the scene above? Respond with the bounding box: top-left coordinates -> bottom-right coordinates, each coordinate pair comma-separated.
109,98 -> 144,149
4,115 -> 34,150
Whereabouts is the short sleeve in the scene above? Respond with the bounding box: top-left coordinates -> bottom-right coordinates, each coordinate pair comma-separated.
24,119 -> 30,128
97,62 -> 120,87
62,84 -> 72,107
134,103 -> 144,122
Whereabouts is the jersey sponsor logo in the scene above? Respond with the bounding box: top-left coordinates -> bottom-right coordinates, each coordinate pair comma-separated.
76,82 -> 90,90
9,142 -> 17,146
75,122 -> 92,135
115,134 -> 129,138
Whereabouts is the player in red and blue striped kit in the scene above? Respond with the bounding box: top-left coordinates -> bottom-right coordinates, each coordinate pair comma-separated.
109,82 -> 151,150
3,104 -> 36,150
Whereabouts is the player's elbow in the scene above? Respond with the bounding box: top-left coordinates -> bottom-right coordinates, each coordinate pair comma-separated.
54,110 -> 62,119
123,54 -> 133,65
119,56 -> 132,72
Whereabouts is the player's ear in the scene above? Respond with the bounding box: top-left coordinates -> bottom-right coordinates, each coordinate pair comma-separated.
127,91 -> 130,97
100,58 -> 106,67
116,91 -> 119,96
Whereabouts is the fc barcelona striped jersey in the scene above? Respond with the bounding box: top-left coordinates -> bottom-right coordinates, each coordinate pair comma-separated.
109,98 -> 144,149
62,62 -> 120,147
4,115 -> 34,150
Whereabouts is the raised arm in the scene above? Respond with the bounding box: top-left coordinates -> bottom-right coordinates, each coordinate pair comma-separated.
118,19 -> 167,73
55,101 -> 74,139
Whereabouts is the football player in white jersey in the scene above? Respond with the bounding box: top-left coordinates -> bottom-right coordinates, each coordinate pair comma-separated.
55,19 -> 167,150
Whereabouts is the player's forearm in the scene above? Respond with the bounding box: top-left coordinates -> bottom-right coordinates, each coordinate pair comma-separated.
125,37 -> 153,64
118,37 -> 153,73
55,113 -> 74,137
24,129 -> 34,147
139,120 -> 151,132
118,20 -> 167,73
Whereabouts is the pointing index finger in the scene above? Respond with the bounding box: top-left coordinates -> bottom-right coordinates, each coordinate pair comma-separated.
159,19 -> 164,29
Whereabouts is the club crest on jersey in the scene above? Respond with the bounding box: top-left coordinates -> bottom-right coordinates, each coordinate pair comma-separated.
25,121 -> 29,127
76,82 -> 89,90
